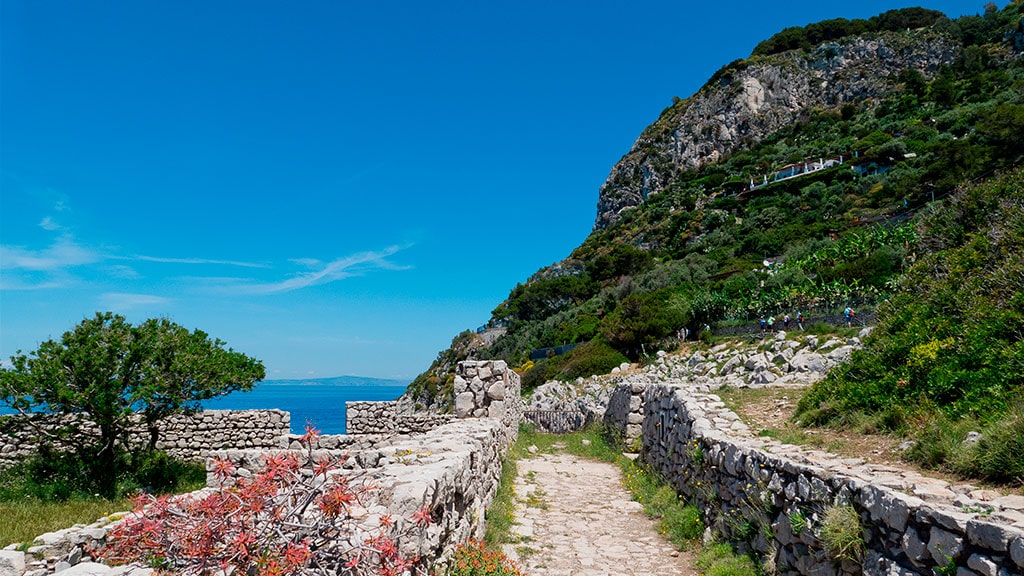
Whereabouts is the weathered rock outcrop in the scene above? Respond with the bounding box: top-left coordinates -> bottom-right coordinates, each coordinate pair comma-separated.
594,30 -> 959,229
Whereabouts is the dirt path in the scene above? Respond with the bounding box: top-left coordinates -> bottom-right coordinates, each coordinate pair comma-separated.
502,451 -> 698,576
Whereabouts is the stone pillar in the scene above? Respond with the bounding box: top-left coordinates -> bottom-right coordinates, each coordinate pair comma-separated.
452,360 -> 521,423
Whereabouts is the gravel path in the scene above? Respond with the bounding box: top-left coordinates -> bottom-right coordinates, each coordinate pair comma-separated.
502,451 -> 698,576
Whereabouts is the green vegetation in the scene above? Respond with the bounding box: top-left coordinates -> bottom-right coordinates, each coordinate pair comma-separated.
406,3 -> 1024,402
0,452 -> 206,546
0,498 -> 130,548
695,543 -> 759,576
0,448 -> 206,502
747,6 -> 1013,57
404,5 -> 1024,489
520,339 -> 628,394
1,312 -> 264,497
622,472 -> 704,549
797,167 -> 1024,483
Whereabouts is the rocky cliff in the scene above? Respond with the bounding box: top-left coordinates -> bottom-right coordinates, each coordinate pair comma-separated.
594,30 -> 960,230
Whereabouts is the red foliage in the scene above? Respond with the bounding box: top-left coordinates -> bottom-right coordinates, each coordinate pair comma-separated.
100,426 -> 432,575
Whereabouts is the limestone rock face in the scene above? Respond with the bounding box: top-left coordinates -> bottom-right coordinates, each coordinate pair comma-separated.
594,31 -> 959,230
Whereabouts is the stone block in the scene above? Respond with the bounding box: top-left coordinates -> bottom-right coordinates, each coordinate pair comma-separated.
0,551 -> 25,576
966,554 -> 998,576
902,525 -> 928,564
1011,536 -> 1024,568
928,526 -> 965,565
487,401 -> 506,420
966,519 -> 1012,553
454,392 -> 475,418
485,381 -> 505,401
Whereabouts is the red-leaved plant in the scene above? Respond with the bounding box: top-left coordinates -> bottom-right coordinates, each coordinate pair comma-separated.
100,425 -> 432,575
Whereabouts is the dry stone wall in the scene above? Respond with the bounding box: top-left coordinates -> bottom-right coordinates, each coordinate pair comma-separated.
602,382 -> 646,447
202,416 -> 517,572
345,400 -> 454,434
641,382 -> 1024,576
0,410 -> 289,469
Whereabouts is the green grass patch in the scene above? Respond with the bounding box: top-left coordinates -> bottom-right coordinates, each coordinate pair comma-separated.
695,543 -> 759,576
0,497 -> 132,547
483,447 -> 520,548
0,450 -> 207,548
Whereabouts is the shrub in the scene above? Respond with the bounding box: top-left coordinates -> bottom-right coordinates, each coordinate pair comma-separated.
0,444 -> 100,501
100,426 -> 433,575
550,339 -> 628,381
586,243 -> 654,282
0,446 -> 204,503
599,290 -> 687,356
797,168 -> 1024,482
124,450 -> 206,495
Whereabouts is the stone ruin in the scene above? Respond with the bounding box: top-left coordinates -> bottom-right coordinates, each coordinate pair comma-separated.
0,360 -> 522,576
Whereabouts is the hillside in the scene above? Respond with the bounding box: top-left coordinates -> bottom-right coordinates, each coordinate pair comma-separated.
403,1 -> 1024,442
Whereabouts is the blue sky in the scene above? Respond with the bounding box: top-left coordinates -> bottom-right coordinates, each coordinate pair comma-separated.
1,1 -> 978,380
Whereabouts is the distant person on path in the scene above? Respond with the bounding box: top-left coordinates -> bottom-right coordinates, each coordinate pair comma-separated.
797,311 -> 805,330
844,307 -> 854,327
767,316 -> 775,332
759,316 -> 766,333
783,313 -> 791,329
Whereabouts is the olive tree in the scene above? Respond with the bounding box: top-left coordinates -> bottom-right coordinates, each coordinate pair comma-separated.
1,312 -> 265,497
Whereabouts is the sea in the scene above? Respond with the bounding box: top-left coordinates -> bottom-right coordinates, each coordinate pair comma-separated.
0,375 -> 410,435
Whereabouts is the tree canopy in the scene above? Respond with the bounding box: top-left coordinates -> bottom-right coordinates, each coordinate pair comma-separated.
1,312 -> 265,496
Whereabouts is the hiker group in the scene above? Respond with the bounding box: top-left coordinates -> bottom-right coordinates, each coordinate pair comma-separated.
758,307 -> 856,334
759,312 -> 805,334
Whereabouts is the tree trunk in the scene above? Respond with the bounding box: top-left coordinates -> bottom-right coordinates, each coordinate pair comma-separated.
147,420 -> 160,452
96,423 -> 118,499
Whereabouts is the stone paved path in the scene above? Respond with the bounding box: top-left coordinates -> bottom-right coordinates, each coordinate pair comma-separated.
502,451 -> 698,576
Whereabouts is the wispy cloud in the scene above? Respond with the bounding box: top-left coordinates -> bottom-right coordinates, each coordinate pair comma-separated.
98,292 -> 172,310
0,276 -> 65,290
232,245 -> 411,295
132,255 -> 269,268
39,216 -> 62,231
104,265 -> 141,279
0,236 -> 100,272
